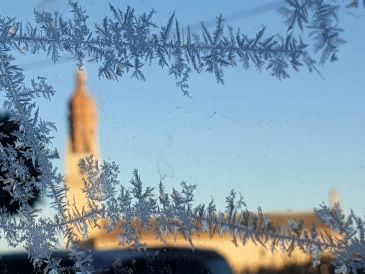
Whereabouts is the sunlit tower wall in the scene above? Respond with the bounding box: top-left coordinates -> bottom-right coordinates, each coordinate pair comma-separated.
65,70 -> 100,235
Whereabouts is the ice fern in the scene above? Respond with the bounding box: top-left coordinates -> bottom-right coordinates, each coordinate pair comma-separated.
279,0 -> 346,64
79,156 -> 365,274
3,1 -> 319,97
0,0 -> 364,273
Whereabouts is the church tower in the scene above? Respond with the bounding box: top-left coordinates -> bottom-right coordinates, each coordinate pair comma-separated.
66,70 -> 100,216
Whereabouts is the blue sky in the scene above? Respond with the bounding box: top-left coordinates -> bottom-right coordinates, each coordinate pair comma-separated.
1,0 -> 365,216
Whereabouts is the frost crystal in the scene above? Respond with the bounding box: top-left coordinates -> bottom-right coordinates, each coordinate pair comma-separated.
0,0 -> 364,272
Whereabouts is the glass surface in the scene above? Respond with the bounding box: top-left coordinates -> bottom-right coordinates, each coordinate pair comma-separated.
0,0 -> 364,272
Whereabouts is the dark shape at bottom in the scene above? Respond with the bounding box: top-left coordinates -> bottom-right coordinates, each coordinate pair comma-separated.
0,248 -> 233,274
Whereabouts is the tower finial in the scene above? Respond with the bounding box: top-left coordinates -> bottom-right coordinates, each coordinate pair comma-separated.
329,187 -> 340,208
76,69 -> 87,94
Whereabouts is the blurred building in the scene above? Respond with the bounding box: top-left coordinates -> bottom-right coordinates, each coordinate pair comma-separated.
65,71 -> 332,274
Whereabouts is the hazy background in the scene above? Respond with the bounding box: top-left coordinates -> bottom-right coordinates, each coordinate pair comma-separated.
1,0 -> 365,217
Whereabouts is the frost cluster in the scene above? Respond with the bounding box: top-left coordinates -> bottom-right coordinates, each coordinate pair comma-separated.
0,0 -> 364,273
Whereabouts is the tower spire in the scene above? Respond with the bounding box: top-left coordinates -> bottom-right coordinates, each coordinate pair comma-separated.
69,69 -> 97,153
66,69 -> 101,240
